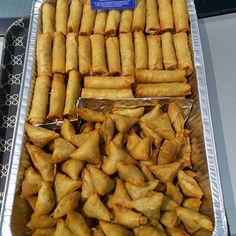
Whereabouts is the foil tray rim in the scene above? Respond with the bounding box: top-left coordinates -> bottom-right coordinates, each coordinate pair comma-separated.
0,0 -> 229,235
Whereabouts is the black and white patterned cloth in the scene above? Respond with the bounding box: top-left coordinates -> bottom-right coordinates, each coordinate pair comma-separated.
0,17 -> 29,209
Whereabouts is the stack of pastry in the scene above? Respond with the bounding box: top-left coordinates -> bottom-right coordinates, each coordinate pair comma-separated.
30,0 -> 194,124
22,103 -> 213,235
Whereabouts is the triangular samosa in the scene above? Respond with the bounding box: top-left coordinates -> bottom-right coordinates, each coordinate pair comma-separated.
158,138 -> 183,164
102,142 -> 138,175
61,159 -> 85,180
168,103 -> 184,134
113,205 -> 147,229
54,173 -> 82,202
130,137 -> 152,161
101,115 -> 115,143
82,193 -> 112,221
70,130 -> 101,165
140,121 -> 163,148
26,143 -> 55,182
27,213 -> 57,230
125,180 -> 159,200
165,182 -> 183,205
52,191 -> 80,218
107,179 -> 131,209
178,170 -> 203,198
112,107 -> 145,118
99,220 -> 134,236
147,113 -> 175,140
61,119 -> 76,142
25,123 -> 59,147
140,164 -> 155,181
65,211 -> 90,236
117,162 -> 145,186
124,192 -> 163,223
51,137 -> 75,163
35,181 -> 55,215
53,219 -> 74,236
88,165 -> 115,195
160,210 -> 178,229
126,129 -> 142,152
70,132 -> 91,147
176,207 -> 213,233
140,104 -> 162,123
110,114 -> 138,133
149,161 -> 182,183
21,167 -> 42,197
182,198 -> 202,212
76,108 -> 106,122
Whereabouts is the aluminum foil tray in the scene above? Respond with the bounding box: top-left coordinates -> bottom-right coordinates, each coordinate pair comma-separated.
0,0 -> 229,235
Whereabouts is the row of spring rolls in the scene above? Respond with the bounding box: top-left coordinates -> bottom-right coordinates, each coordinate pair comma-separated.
28,69 -> 190,124
43,0 -> 189,36
81,71 -> 190,98
36,31 -> 193,77
28,72 -> 138,124
28,71 -> 81,124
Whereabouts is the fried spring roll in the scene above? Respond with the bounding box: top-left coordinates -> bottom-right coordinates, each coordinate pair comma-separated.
120,33 -> 134,76
64,70 -> 81,118
90,34 -> 108,75
134,32 -> 148,70
158,0 -> 174,32
132,0 -> 146,32
173,32 -> 194,76
147,35 -> 163,70
42,3 -> 55,34
145,0 -> 160,34
28,76 -> 51,124
78,36 -> 92,75
66,33 -> 78,73
105,10 -> 121,36
173,0 -> 190,33
81,88 -> 134,99
67,0 -> 83,33
93,10 -> 108,35
136,83 -> 191,97
48,74 -> 66,120
106,37 -> 121,75
84,76 -> 134,88
119,10 -> 133,33
161,32 -> 177,70
136,70 -> 186,83
37,33 -> 52,77
55,0 -> 69,35
52,32 -> 66,74
80,0 -> 96,36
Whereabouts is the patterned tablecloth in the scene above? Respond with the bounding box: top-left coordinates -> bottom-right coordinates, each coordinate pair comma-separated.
0,17 -> 29,209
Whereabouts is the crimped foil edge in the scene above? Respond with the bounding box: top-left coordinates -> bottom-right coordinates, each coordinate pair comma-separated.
187,0 -> 228,235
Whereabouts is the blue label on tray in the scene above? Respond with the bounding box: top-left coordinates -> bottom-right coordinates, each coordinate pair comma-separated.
91,0 -> 136,10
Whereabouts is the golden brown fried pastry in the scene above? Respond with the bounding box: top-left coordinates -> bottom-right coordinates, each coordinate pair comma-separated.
25,123 -> 59,147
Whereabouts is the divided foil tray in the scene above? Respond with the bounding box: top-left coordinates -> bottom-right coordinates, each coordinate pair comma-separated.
0,0 -> 229,235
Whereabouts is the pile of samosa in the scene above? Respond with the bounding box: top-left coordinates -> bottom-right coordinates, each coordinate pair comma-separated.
21,103 -> 213,236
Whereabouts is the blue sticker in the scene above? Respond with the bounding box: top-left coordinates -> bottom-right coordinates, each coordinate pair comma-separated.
91,0 -> 136,10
